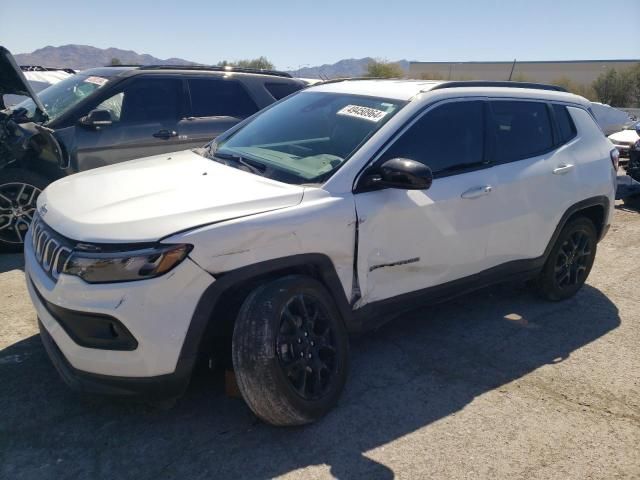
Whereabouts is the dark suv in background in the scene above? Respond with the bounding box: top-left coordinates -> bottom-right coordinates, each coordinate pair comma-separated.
0,46 -> 305,249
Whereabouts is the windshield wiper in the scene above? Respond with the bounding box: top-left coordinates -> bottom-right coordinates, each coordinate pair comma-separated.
213,151 -> 266,176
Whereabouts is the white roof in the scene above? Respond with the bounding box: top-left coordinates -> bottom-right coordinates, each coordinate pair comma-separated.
308,79 -> 441,100
307,79 -> 591,105
23,70 -> 72,85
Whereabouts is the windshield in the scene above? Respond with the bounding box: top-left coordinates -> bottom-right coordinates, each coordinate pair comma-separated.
625,121 -> 640,130
211,91 -> 405,184
13,73 -> 112,122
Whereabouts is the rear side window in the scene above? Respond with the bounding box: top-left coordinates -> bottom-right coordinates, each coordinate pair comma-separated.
265,82 -> 303,100
187,78 -> 258,118
489,101 -> 553,163
553,104 -> 577,143
381,100 -> 485,175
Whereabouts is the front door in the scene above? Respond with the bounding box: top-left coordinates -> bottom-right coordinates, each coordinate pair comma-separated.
73,76 -> 183,171
354,99 -> 496,306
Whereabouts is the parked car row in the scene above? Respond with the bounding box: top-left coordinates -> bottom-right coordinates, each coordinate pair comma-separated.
0,46 -> 306,250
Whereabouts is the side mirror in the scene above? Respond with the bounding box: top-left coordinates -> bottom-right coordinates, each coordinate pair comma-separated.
79,109 -> 113,128
635,123 -> 640,135
359,158 -> 433,191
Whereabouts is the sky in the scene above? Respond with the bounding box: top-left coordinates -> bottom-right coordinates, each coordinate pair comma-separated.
1,0 -> 638,69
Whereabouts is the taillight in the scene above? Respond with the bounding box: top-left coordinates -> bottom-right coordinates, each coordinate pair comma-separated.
610,148 -> 620,171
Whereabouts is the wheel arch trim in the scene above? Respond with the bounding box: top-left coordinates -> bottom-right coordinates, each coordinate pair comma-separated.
543,195 -> 610,261
177,253 -> 352,365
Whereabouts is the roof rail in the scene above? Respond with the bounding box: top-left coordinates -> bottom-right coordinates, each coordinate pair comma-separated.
318,76 -> 398,85
429,81 -> 567,92
137,65 -> 292,78
103,64 -> 143,68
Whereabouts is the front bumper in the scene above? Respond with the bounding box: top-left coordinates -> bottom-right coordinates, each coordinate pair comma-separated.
25,228 -> 215,393
38,318 -> 193,398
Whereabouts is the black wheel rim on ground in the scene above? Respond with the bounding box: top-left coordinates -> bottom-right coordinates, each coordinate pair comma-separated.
276,294 -> 338,401
0,182 -> 41,245
554,230 -> 592,288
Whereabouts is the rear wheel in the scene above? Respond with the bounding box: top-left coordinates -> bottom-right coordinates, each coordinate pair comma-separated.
536,217 -> 598,301
0,169 -> 49,252
232,275 -> 349,426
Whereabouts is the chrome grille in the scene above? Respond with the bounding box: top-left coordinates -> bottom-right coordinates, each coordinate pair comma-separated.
30,214 -> 73,281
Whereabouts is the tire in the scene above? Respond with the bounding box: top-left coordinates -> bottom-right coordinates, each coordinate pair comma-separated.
232,275 -> 349,426
0,168 -> 50,252
536,217 -> 598,301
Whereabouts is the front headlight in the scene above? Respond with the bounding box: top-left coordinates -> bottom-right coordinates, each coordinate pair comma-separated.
63,244 -> 192,284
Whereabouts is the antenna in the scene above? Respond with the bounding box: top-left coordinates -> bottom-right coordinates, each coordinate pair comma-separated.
508,59 -> 517,80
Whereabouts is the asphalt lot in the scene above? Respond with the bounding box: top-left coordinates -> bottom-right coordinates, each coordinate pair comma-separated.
1,176 -> 639,480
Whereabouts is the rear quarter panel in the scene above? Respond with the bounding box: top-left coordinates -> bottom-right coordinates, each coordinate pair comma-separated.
568,106 -> 617,225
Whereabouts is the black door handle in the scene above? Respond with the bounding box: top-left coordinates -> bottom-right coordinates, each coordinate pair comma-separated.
153,129 -> 178,139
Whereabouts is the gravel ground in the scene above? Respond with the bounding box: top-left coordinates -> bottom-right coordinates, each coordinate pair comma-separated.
1,178 -> 639,480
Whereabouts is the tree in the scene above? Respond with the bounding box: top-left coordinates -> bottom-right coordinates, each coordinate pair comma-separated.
366,60 -> 404,78
109,57 -> 122,66
592,68 -> 634,107
628,63 -> 640,107
551,76 -> 596,101
217,57 -> 275,70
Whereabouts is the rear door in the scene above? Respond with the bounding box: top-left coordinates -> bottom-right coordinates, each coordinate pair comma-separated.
176,77 -> 260,149
73,76 -> 184,170
484,100 -> 577,264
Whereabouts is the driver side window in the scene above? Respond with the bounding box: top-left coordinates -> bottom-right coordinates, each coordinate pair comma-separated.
91,77 -> 182,124
381,100 -> 485,175
96,92 -> 124,122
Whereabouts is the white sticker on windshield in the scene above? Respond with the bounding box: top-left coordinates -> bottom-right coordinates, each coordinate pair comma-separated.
337,105 -> 388,122
84,76 -> 108,86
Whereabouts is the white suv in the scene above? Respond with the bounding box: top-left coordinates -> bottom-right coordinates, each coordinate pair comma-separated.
25,79 -> 617,426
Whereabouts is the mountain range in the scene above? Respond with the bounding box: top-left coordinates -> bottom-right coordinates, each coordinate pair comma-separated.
292,58 -> 409,79
13,45 -> 196,70
12,45 -> 408,78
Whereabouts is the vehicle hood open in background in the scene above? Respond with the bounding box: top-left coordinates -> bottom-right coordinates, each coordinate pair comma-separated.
37,150 -> 306,243
0,46 -> 47,114
608,127 -> 639,145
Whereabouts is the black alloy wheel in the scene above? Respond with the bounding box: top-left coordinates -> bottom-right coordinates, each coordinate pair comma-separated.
276,294 -> 338,401
536,217 -> 598,301
553,230 -> 593,289
232,275 -> 349,426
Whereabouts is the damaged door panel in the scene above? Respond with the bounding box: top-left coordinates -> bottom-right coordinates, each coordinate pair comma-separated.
352,99 -> 495,306
353,177 -> 493,306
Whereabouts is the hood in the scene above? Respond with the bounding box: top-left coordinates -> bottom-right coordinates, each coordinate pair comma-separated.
608,128 -> 639,144
37,150 -> 305,243
0,46 -> 47,115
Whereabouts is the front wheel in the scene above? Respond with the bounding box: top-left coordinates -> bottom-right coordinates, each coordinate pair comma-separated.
232,275 -> 349,426
0,169 -> 49,252
535,217 -> 598,301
